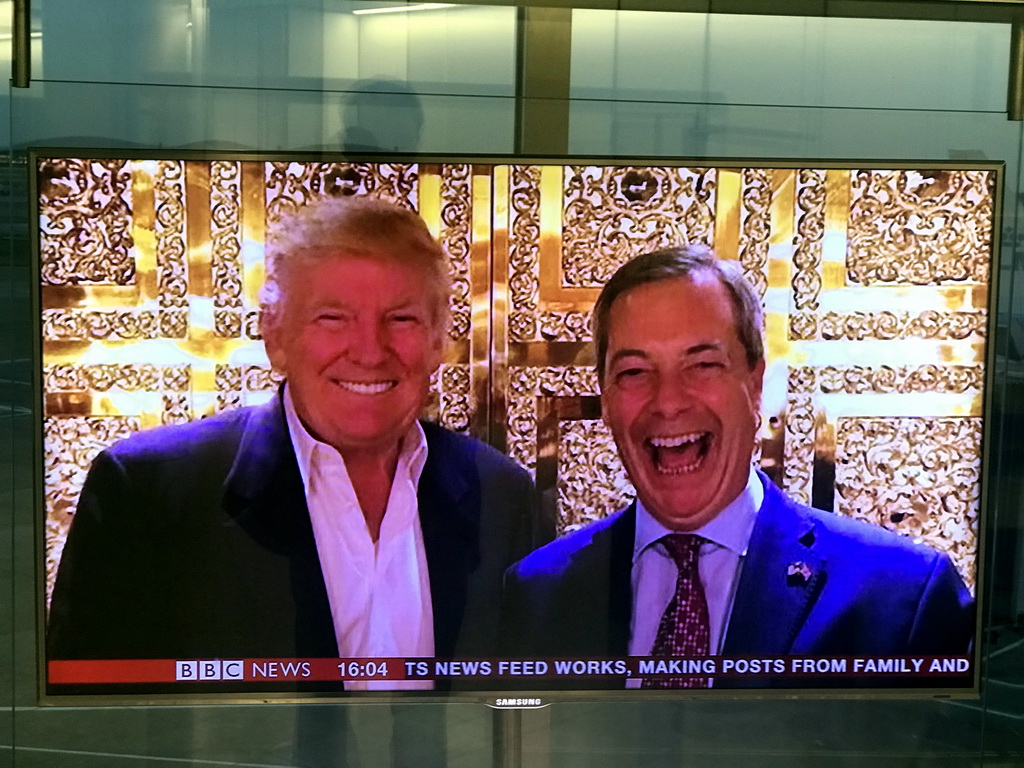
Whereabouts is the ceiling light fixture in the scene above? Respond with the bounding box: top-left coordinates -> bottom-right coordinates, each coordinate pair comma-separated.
353,3 -> 456,15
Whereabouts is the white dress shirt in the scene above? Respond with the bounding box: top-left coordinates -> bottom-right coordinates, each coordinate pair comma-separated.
627,467 -> 763,686
284,387 -> 434,690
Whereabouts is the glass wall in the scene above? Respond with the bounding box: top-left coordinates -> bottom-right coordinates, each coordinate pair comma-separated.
4,2 -> 1023,766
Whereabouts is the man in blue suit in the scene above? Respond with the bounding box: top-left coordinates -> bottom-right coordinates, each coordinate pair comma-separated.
503,246 -> 974,688
48,195 -> 535,696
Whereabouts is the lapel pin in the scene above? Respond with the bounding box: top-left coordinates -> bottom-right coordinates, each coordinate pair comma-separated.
787,562 -> 814,586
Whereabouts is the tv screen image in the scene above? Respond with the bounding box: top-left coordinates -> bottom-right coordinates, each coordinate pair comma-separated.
35,154 -> 993,701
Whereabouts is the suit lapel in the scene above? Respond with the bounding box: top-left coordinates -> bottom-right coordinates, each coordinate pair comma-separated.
603,506 -> 635,656
722,473 -> 827,655
560,506 -> 635,656
224,393 -> 314,553
418,423 -> 477,659
222,393 -> 337,657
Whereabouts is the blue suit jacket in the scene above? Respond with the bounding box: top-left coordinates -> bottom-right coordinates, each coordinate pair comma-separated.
48,393 -> 535,692
503,472 -> 974,687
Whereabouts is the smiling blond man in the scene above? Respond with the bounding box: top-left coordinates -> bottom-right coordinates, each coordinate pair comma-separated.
503,245 -> 973,689
48,195 -> 535,693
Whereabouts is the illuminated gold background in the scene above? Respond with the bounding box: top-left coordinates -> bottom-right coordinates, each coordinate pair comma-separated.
40,159 -> 992,602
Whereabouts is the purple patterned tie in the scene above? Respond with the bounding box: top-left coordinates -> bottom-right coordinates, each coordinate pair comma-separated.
641,534 -> 710,688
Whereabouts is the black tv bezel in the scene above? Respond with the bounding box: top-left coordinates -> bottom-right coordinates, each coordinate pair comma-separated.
31,147 -> 998,706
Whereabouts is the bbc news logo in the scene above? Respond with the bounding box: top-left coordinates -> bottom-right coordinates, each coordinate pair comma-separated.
176,659 -> 244,681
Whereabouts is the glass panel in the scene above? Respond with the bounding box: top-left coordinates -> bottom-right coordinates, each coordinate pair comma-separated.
568,98 -> 1020,162
10,80 -> 514,153
36,1 -> 517,96
523,698 -> 987,766
12,703 -> 495,766
571,10 -> 1010,112
1,2 -> 20,765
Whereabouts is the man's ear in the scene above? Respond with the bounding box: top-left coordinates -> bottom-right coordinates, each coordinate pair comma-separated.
426,329 -> 446,378
426,308 -> 448,373
747,357 -> 766,412
259,309 -> 288,374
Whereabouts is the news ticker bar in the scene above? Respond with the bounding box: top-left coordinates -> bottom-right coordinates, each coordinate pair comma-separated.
48,656 -> 974,685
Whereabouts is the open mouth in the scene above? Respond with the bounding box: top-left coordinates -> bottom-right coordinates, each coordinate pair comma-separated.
334,379 -> 398,396
646,431 -> 711,474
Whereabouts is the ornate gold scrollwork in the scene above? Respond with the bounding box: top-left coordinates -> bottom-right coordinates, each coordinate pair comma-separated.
156,161 -> 188,311
509,165 -> 542,342
558,420 -> 633,534
739,168 -> 771,298
791,310 -> 986,341
836,417 -> 979,590
793,169 -> 825,310
848,170 -> 992,286
440,164 -> 473,341
264,162 -> 419,223
211,161 -> 244,337
39,158 -> 134,285
561,166 -> 716,287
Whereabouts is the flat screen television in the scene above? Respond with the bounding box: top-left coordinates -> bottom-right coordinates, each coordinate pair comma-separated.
34,151 -> 994,703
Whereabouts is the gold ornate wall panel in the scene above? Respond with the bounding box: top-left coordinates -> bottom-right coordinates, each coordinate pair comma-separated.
835,416 -> 980,572
40,159 -> 993,603
561,166 -> 717,287
846,170 -> 991,286
39,159 -> 134,285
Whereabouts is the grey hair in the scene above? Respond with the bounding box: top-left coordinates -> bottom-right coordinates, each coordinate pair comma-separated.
591,244 -> 765,382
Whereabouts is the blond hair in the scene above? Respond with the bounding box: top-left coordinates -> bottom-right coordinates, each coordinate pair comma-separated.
260,195 -> 450,333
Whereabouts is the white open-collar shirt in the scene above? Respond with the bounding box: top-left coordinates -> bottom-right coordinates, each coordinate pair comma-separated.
284,386 -> 434,690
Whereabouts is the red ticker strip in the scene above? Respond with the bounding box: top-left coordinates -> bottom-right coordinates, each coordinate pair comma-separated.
49,659 -> 175,684
48,655 -> 974,685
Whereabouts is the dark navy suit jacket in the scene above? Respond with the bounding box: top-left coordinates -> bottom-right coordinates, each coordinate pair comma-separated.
503,471 -> 974,688
48,394 -> 535,692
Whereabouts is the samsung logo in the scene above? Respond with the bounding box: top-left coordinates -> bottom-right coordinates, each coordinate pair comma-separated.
493,697 -> 544,708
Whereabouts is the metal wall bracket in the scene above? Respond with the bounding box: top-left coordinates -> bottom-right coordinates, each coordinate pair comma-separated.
13,0 -> 30,88
1010,22 -> 1024,120
515,7 -> 572,155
